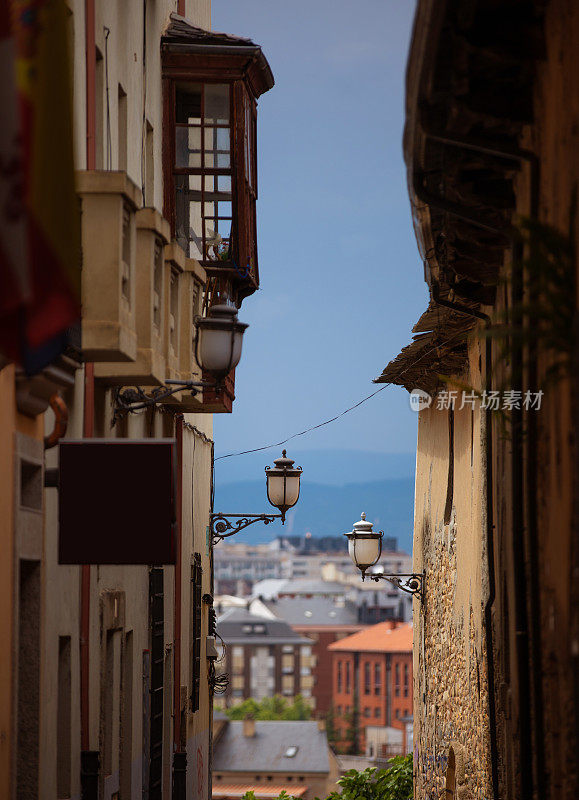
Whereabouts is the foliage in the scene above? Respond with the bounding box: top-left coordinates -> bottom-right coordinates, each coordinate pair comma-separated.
240,757 -> 413,800
328,756 -> 413,800
343,703 -> 359,755
225,694 -> 312,721
325,704 -> 338,747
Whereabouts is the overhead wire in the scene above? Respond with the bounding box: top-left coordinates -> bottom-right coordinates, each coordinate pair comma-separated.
215,326 -> 467,461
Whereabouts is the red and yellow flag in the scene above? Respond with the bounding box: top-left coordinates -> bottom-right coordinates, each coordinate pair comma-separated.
0,0 -> 80,372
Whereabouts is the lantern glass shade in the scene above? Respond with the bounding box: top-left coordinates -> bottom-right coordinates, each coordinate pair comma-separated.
344,512 -> 383,572
197,325 -> 243,373
347,534 -> 382,569
265,451 -> 302,520
195,304 -> 248,378
267,474 -> 300,509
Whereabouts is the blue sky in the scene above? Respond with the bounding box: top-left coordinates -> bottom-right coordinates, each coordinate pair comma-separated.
212,0 -> 426,471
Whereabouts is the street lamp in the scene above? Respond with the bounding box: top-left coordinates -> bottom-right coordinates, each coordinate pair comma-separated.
194,303 -> 248,379
113,303 -> 249,416
211,450 -> 303,543
344,512 -> 424,601
265,450 -> 302,522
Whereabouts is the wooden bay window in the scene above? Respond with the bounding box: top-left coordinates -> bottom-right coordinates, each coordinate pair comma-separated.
162,15 -> 273,307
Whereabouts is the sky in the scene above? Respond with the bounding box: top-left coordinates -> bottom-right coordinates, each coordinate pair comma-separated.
211,0 -> 426,477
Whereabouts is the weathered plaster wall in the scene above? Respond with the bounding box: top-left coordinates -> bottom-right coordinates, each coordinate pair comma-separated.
0,367 -> 43,800
488,1 -> 579,796
413,340 -> 493,800
35,2 -> 215,798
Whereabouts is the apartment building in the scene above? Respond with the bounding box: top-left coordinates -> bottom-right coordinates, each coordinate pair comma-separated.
0,3 -> 273,799
329,623 -> 413,754
216,609 -> 315,708
264,596 -> 365,717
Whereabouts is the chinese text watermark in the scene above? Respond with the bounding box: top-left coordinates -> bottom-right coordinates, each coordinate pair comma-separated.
409,389 -> 544,412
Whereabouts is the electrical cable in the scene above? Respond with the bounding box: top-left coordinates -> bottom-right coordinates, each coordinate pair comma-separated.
215,385 -> 388,460
215,327 -> 467,461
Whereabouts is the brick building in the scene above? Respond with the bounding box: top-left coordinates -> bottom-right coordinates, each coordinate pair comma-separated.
328,623 -> 413,753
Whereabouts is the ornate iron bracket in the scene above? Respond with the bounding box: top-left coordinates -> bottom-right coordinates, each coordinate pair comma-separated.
112,379 -> 221,425
363,571 -> 425,602
210,513 -> 282,543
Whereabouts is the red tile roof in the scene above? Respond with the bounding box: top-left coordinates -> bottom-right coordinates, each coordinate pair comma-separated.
213,785 -> 308,799
328,622 -> 413,653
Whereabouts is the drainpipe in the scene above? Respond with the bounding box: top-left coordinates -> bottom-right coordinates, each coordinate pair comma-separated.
81,1 -> 98,797
420,127 -> 543,799
80,363 -> 97,798
172,414 -> 186,799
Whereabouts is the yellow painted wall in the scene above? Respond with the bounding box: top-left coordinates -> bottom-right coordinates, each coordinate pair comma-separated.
412,339 -> 493,800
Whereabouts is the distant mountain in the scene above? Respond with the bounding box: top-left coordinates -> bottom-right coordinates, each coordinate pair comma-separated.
213,449 -> 415,487
213,476 -> 415,553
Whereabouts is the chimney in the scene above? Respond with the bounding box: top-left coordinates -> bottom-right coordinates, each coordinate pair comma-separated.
317,718 -> 326,732
243,715 -> 256,738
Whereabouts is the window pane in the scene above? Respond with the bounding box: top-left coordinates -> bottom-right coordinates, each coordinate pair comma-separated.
204,216 -> 232,261
175,127 -> 201,168
205,84 -> 230,124
204,127 -> 230,169
214,174 -> 232,195
176,85 -> 201,124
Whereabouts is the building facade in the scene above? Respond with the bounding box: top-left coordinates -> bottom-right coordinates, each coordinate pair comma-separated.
212,718 -> 340,800
262,595 -> 365,717
329,623 -> 413,754
0,3 -> 273,799
214,542 -> 288,595
216,609 -> 316,708
377,1 -> 579,798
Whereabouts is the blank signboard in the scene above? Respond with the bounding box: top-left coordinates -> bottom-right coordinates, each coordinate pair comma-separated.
58,439 -> 176,564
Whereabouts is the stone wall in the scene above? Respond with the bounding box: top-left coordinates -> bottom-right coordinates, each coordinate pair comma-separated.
415,519 -> 492,800
413,346 -> 493,800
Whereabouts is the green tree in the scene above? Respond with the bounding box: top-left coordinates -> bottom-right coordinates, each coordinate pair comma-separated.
325,704 -> 338,747
241,757 -> 413,800
343,703 -> 359,755
328,756 -> 413,800
225,694 -> 312,721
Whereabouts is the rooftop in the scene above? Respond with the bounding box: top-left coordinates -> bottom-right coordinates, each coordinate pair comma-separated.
278,579 -> 347,597
162,14 -> 274,97
217,608 -> 312,646
328,622 -> 413,653
265,596 -> 359,626
212,720 -> 331,774
213,785 -> 308,799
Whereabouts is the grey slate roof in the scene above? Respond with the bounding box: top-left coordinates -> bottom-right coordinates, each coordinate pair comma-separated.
217,608 -> 312,646
278,579 -> 346,596
265,596 -> 359,626
213,721 -> 330,774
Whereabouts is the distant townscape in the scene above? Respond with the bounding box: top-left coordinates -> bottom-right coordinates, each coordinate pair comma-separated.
213,534 -> 414,781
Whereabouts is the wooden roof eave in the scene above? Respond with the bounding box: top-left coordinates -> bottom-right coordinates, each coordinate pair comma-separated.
161,15 -> 274,98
